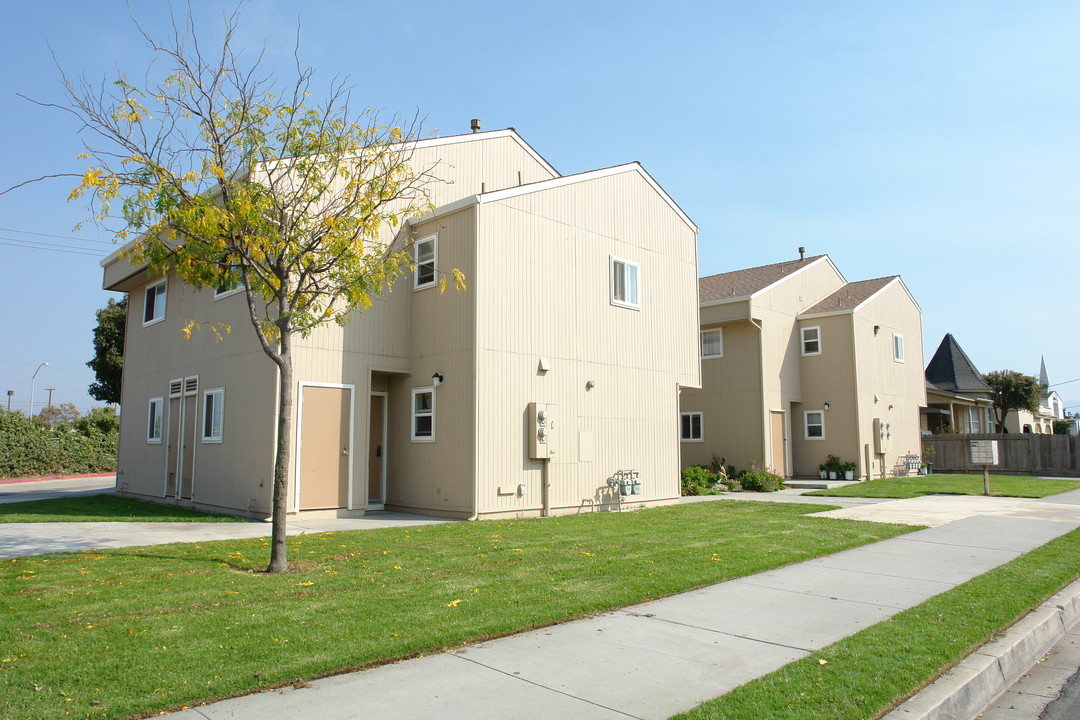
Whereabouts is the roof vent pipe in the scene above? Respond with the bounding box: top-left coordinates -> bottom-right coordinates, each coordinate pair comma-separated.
471,118 -> 481,133
798,246 -> 805,260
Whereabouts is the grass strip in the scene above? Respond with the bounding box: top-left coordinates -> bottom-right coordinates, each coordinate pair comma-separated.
0,495 -> 245,523
672,525 -> 1080,720
0,500 -> 911,720
806,474 -> 1080,499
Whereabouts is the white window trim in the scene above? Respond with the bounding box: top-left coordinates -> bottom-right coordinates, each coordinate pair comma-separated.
609,256 -> 641,310
892,332 -> 905,363
801,326 -> 821,357
413,234 -> 438,291
202,387 -> 224,443
804,410 -> 825,440
701,328 -> 724,358
680,411 -> 703,442
143,279 -> 167,327
147,397 -> 164,444
411,386 -> 435,442
213,282 -> 243,300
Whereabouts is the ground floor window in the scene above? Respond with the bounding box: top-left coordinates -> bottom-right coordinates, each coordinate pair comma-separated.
147,397 -> 163,443
804,410 -> 824,439
680,411 -> 703,441
412,387 -> 435,441
202,388 -> 224,443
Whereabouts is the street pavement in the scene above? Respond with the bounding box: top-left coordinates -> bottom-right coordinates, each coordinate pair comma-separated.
0,473 -> 115,503
3,477 -> 1079,719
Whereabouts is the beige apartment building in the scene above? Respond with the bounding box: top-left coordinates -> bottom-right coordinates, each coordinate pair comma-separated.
680,254 -> 926,479
102,129 -> 700,520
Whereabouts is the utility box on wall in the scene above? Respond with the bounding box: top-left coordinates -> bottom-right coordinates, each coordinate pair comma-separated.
528,402 -> 557,460
873,418 -> 892,454
969,439 -> 999,465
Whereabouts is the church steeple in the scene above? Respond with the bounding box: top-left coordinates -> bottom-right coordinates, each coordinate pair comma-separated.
1039,356 -> 1050,390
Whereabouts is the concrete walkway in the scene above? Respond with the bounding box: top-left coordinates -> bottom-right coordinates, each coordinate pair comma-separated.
0,514 -> 454,559
150,492 -> 1078,720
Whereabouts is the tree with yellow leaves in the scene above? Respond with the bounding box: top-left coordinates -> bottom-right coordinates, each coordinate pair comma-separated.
43,11 -> 460,572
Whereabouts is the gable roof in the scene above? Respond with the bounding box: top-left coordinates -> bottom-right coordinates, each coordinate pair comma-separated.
699,255 -> 829,304
101,128 -> 559,271
415,162 -> 698,233
799,276 -> 898,317
925,333 -> 992,394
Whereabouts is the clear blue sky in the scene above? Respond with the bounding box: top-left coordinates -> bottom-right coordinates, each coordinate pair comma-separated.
1,1 -> 1077,415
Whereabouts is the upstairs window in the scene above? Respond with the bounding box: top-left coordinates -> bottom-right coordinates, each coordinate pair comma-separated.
680,412 -> 703,442
412,387 -> 435,441
892,333 -> 905,363
414,235 -> 437,290
701,328 -> 724,358
610,256 -> 640,310
143,280 -> 167,326
202,388 -> 224,443
801,326 -> 821,356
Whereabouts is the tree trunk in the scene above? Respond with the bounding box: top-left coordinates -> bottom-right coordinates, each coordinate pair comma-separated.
266,331 -> 293,573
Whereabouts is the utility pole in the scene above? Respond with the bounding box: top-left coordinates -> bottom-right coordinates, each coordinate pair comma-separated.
45,388 -> 56,408
5,390 -> 12,411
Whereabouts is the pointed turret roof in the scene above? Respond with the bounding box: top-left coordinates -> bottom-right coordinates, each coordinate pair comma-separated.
1039,356 -> 1050,389
925,333 -> 992,394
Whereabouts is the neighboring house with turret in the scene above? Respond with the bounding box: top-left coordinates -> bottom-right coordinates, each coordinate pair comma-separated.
679,253 -> 925,480
1003,357 -> 1065,434
922,333 -> 996,434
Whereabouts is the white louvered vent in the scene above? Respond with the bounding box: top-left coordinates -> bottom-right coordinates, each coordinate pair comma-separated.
169,379 -> 183,398
184,376 -> 199,396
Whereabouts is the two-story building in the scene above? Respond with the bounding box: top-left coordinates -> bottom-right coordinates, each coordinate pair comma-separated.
680,253 -> 925,480
102,129 -> 701,520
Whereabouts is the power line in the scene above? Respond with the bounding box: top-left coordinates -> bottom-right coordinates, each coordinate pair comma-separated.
0,238 -> 109,257
0,226 -> 116,246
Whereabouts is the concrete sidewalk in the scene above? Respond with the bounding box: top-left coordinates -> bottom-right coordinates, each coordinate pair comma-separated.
157,494 -> 1079,720
0,513 -> 454,559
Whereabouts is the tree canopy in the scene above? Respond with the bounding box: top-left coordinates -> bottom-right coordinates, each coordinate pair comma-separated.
87,296 -> 126,405
54,10 -> 460,571
984,370 -> 1041,433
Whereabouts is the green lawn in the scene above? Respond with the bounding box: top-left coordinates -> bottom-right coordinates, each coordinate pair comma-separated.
805,474 -> 1080,499
674,525 -> 1080,720
0,501 -> 912,720
0,495 -> 245,523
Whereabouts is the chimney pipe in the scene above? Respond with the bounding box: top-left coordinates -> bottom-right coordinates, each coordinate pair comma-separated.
471,118 -> 481,133
798,246 -> 805,260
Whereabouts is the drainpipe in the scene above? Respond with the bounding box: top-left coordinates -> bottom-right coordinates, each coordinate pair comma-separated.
541,461 -> 551,517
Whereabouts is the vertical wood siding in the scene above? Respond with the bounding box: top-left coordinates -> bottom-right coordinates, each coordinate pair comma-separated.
472,170 -> 698,515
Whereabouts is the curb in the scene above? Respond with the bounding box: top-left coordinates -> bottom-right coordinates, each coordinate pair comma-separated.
883,577 -> 1080,720
0,474 -> 115,486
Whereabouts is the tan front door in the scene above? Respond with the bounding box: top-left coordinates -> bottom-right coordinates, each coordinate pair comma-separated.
770,411 -> 788,476
368,394 -> 386,506
299,385 -> 351,509
165,398 -> 182,498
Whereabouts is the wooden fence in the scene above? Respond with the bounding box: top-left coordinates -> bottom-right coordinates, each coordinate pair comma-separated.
922,434 -> 1080,477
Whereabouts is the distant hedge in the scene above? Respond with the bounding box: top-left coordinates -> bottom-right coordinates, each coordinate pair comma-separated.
0,408 -> 118,479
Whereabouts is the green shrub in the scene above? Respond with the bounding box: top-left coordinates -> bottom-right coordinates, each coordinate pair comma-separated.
0,408 -> 118,478
738,464 -> 786,492
681,465 -> 724,496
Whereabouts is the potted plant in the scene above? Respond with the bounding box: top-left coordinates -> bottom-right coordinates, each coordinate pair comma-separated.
922,446 -> 935,475
818,464 -> 828,480
842,461 -> 857,481
825,454 -> 842,480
